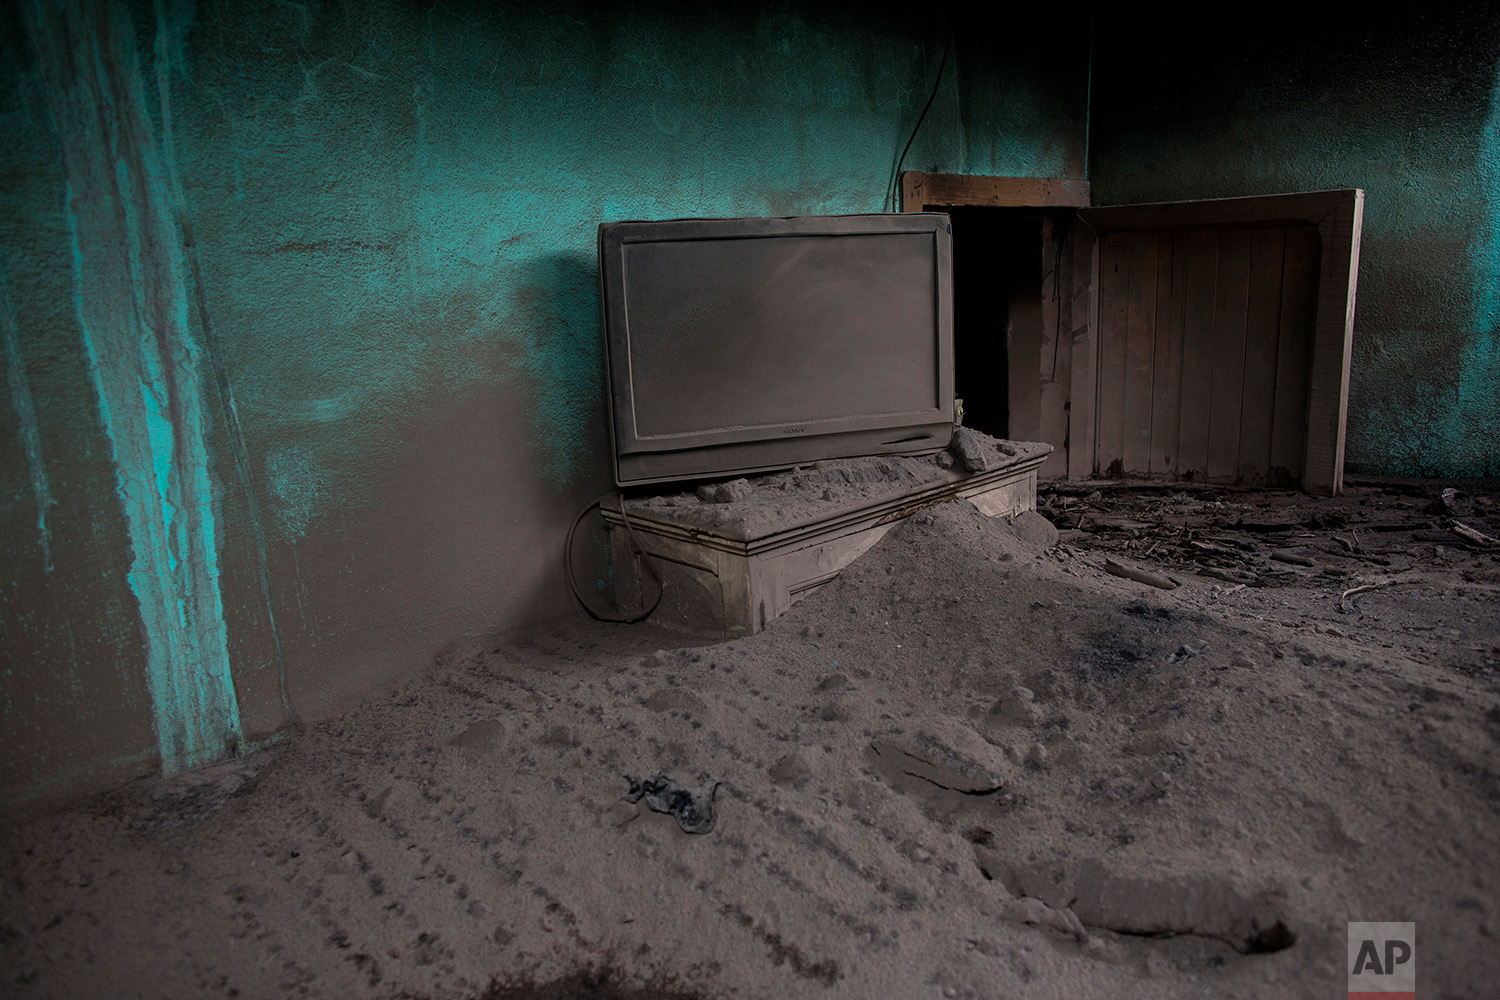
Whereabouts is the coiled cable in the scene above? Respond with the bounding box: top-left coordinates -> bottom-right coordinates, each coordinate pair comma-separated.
564,493 -> 663,624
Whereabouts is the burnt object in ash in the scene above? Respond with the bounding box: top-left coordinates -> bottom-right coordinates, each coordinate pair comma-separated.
622,773 -> 719,834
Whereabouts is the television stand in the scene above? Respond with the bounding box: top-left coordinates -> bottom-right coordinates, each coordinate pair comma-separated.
601,438 -> 1051,637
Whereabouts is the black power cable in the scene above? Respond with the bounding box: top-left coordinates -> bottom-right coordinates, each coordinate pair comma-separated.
886,31 -> 953,213
564,493 -> 664,624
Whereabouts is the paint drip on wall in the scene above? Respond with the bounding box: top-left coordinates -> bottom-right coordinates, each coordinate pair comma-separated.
1,274 -> 56,572
24,0 -> 241,773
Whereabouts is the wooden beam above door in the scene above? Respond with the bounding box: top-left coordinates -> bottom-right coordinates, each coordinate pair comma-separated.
901,172 -> 1091,211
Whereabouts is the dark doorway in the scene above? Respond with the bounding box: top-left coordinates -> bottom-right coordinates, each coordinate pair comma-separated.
943,206 -> 1043,441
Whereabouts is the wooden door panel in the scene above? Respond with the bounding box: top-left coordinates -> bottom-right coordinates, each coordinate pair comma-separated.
1075,189 -> 1362,494
1095,233 -> 1131,475
1122,231 -> 1160,476
1205,229 -> 1253,482
1067,223 -> 1100,482
1176,228 -> 1219,479
1038,215 -> 1071,480
1093,224 -> 1308,485
1149,231 -> 1189,477
1269,226 -> 1322,480
1238,226 -> 1290,484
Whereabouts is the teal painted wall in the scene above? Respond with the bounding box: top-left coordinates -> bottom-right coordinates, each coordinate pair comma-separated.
1090,8 -> 1500,478
0,0 -> 1087,807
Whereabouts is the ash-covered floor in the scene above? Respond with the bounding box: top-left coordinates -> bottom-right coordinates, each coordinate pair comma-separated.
3,482 -> 1498,999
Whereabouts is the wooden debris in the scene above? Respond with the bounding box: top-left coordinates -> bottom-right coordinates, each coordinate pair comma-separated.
1270,550 -> 1316,567
1234,520 -> 1300,533
1320,545 -> 1391,566
1198,566 -> 1259,585
1338,576 -> 1418,614
1449,520 -> 1498,547
1203,534 -> 1260,552
1104,558 -> 1179,590
1090,516 -> 1157,532
1414,531 -> 1461,544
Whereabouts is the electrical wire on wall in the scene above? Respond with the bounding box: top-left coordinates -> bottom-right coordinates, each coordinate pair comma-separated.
565,494 -> 664,624
885,30 -> 954,213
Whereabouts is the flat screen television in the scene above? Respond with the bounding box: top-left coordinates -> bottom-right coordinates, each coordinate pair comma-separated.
598,213 -> 955,487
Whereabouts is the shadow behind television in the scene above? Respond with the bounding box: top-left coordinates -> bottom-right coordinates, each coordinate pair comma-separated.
599,213 -> 955,487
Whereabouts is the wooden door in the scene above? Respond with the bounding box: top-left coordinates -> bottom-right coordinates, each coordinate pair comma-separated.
1072,190 -> 1363,495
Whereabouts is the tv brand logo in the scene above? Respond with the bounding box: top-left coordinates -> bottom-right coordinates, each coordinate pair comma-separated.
1349,922 -> 1415,999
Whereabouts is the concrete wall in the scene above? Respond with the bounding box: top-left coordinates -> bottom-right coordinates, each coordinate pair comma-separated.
1089,8 -> 1500,478
0,0 -> 1086,809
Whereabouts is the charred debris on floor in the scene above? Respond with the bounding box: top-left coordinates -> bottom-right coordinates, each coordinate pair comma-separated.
1033,479 -> 1500,595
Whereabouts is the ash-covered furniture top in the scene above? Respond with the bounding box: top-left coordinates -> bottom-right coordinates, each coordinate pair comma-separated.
623,435 -> 1052,542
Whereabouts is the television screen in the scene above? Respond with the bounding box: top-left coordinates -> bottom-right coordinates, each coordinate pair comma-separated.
599,214 -> 955,487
